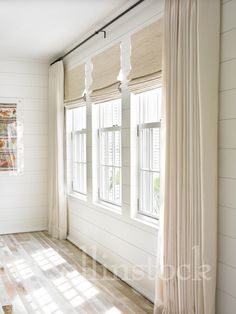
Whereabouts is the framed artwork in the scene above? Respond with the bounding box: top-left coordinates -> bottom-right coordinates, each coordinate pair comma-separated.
0,101 -> 23,174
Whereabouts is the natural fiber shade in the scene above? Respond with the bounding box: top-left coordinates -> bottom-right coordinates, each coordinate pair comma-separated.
91,44 -> 121,103
128,19 -> 163,93
64,63 -> 85,103
128,73 -> 162,94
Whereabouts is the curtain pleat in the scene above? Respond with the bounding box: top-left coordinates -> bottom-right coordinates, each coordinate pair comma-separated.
155,0 -> 220,313
48,61 -> 67,240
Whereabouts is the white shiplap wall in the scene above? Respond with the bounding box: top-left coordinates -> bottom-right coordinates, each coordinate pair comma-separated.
217,0 -> 236,312
66,0 -> 163,302
0,60 -> 49,234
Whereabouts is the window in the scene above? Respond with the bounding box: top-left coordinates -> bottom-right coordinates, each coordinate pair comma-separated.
136,88 -> 162,219
66,106 -> 87,196
97,99 -> 122,207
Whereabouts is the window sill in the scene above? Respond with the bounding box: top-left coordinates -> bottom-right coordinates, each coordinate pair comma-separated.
95,200 -> 122,215
132,213 -> 159,230
68,192 -> 87,202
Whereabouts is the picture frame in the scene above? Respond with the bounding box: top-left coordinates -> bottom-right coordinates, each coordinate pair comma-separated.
0,98 -> 23,175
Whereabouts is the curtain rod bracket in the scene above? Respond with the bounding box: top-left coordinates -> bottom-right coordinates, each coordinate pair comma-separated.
95,30 -> 107,38
50,0 -> 145,66
102,30 -> 107,39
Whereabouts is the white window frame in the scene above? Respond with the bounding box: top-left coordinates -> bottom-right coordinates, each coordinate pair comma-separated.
136,89 -> 161,220
97,100 -> 122,209
137,122 -> 161,220
66,105 -> 87,198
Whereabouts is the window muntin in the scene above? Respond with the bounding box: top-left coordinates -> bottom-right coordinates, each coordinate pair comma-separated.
137,88 -> 161,219
67,106 -> 87,196
98,99 -> 122,207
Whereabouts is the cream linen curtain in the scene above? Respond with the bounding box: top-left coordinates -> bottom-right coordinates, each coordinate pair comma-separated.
155,0 -> 220,313
48,61 -> 67,240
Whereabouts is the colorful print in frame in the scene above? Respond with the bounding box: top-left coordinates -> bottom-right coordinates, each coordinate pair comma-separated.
0,103 -> 17,172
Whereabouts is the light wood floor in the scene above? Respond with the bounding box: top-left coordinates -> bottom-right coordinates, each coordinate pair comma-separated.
0,232 -> 154,314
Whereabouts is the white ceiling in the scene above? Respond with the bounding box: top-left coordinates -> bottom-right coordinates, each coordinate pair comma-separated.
0,0 -> 135,62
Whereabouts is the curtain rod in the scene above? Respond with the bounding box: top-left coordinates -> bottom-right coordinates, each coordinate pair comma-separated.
50,0 -> 146,66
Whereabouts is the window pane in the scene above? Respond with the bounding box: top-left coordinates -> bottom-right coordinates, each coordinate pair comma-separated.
114,131 -> 121,166
73,163 -> 86,194
100,166 -> 113,202
140,170 -> 159,217
152,128 -> 160,171
138,88 -> 161,124
98,99 -> 121,207
114,167 -> 121,203
138,88 -> 161,219
100,99 -> 121,128
67,106 -> 87,196
100,166 -> 121,205
66,110 -> 73,183
100,131 -> 113,166
141,128 -> 150,170
99,130 -> 121,206
152,172 -> 160,216
140,170 -> 151,214
74,133 -> 86,163
100,131 -> 121,167
74,106 -> 86,131
66,110 -> 73,133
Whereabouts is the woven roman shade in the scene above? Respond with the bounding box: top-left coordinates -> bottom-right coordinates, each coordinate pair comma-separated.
128,19 -> 163,93
64,63 -> 85,104
91,44 -> 121,103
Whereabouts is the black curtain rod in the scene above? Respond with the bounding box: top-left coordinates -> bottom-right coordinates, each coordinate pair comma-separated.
50,0 -> 146,66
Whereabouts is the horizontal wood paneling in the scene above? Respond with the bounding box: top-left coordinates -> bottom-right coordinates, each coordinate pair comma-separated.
23,98 -> 48,112
0,85 -> 48,99
0,218 -> 47,234
219,120 -> 236,148
216,289 -> 236,314
219,178 -> 236,208
0,61 -> 48,75
0,171 -> 48,184
24,134 -> 48,148
218,234 -> 236,267
0,207 -> 47,220
220,59 -> 236,91
221,29 -> 236,62
24,110 -> 48,123
217,262 -> 236,298
217,0 -> 236,312
219,90 -> 236,119
219,149 -> 236,178
68,229 -> 156,302
221,0 -> 236,33
0,60 -> 49,235
69,206 -> 157,259
218,206 -> 236,238
0,72 -> 48,87
0,194 -> 47,209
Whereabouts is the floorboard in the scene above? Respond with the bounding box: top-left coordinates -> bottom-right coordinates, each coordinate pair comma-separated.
0,232 -> 154,314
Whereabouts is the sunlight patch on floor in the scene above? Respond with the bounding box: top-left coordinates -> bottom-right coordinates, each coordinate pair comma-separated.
7,259 -> 34,281
32,248 -> 66,271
